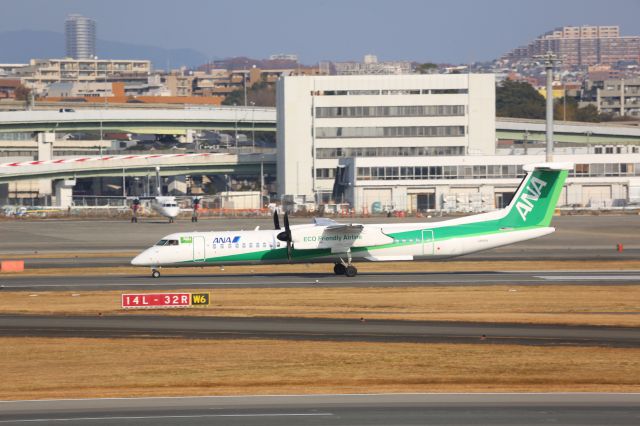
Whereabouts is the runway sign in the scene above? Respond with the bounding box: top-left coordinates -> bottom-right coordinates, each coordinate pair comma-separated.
121,293 -> 210,309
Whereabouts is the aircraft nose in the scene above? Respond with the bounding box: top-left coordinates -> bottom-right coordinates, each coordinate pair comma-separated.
131,250 -> 154,266
131,253 -> 145,266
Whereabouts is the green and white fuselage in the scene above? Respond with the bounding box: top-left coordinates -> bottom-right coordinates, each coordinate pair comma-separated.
131,163 -> 571,276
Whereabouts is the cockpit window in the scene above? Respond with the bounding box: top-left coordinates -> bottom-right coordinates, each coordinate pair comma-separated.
155,239 -> 179,246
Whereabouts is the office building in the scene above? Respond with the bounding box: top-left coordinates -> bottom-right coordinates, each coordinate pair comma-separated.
276,73 -> 496,202
65,14 -> 97,60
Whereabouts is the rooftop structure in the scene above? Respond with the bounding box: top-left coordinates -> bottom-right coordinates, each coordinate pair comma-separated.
334,55 -> 412,75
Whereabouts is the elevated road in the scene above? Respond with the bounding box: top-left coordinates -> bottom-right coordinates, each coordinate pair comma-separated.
0,107 -> 276,134
0,152 -> 275,182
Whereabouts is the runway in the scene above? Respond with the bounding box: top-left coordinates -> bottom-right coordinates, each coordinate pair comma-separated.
2,314 -> 639,347
1,393 -> 639,425
2,270 -> 640,291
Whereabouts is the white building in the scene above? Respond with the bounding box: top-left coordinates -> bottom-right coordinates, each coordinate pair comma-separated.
338,151 -> 640,213
276,73 -> 496,203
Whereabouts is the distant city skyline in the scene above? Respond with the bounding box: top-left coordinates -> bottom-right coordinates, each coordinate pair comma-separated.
2,0 -> 640,65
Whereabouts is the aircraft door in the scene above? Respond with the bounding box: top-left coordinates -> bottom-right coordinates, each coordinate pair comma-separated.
421,230 -> 434,255
193,236 -> 206,262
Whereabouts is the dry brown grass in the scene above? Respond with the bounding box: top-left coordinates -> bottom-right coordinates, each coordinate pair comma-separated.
1,337 -> 639,400
2,259 -> 640,277
2,285 -> 639,327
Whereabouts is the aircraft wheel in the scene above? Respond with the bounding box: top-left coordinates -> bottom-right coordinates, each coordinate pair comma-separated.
333,263 -> 346,275
345,265 -> 357,277
151,270 -> 161,278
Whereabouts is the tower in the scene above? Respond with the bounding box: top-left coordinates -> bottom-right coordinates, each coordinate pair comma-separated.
65,14 -> 96,59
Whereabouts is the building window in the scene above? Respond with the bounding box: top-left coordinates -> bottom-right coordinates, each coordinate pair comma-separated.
355,164 -> 529,181
315,126 -> 465,139
316,168 -> 336,179
315,146 -> 465,158
314,88 -> 467,96
315,105 -> 465,118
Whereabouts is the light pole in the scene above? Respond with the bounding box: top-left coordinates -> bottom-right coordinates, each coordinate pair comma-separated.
250,101 -> 255,151
535,51 -> 561,162
243,71 -> 247,107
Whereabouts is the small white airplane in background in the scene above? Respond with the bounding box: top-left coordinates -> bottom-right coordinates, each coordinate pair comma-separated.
129,167 -> 199,223
132,163 -> 572,278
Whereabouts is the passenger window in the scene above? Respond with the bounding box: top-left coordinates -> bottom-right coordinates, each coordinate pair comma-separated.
242,243 -> 246,248
228,243 -> 232,249
249,243 -> 253,248
213,244 -> 217,249
263,242 -> 267,248
235,243 -> 239,248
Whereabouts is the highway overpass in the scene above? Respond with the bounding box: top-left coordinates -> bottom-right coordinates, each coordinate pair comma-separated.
0,152 -> 276,183
0,106 -> 276,134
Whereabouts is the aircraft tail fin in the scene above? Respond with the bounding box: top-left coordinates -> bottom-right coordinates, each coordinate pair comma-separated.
499,163 -> 572,229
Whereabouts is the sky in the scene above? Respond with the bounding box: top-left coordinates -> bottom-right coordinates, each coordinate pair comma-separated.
2,0 -> 640,64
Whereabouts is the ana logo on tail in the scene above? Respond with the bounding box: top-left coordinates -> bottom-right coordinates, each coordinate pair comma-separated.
516,176 -> 547,221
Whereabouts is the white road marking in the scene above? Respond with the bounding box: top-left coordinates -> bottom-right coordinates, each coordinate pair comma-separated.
0,413 -> 333,423
536,275 -> 640,281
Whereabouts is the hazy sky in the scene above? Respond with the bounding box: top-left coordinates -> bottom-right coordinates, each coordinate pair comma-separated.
3,0 -> 640,64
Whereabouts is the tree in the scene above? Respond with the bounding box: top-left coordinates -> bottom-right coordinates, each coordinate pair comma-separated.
496,80 -> 545,119
416,63 -> 438,74
575,104 -> 601,122
14,84 -> 31,101
554,96 -> 578,121
222,81 -> 276,107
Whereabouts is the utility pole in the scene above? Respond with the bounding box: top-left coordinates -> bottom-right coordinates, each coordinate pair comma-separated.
535,51 -> 561,162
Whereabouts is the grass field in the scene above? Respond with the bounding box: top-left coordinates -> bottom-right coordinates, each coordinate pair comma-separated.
2,258 -> 638,400
1,285 -> 639,327
2,337 -> 639,400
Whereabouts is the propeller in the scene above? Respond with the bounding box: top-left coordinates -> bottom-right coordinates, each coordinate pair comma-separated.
276,212 -> 293,260
273,211 -> 280,230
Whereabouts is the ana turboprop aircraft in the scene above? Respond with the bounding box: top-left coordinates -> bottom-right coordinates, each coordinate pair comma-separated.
131,163 -> 571,278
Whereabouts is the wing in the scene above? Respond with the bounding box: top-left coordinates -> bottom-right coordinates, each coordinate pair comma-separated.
313,217 -> 364,232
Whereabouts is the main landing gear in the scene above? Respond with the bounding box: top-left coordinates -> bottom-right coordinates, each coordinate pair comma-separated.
334,256 -> 358,277
151,269 -> 161,278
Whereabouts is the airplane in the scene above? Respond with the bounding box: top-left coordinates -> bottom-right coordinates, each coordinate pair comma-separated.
131,163 -> 571,278
128,167 -> 199,223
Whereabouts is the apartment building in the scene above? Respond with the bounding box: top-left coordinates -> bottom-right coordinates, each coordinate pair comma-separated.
503,26 -> 640,66
20,58 -> 151,94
